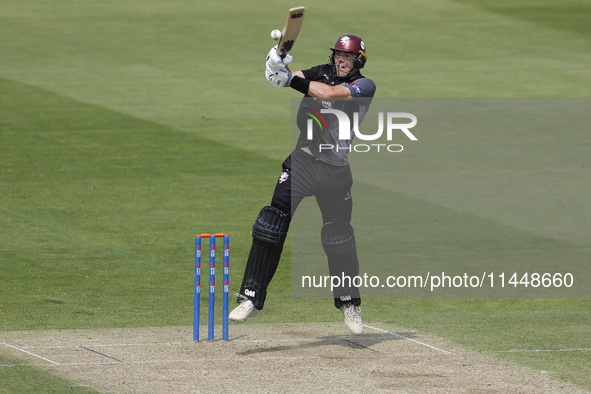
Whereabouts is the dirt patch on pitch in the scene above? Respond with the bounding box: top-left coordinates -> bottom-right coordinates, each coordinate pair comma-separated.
0,323 -> 587,393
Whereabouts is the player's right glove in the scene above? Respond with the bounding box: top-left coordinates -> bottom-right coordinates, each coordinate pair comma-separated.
265,65 -> 293,88
266,45 -> 293,71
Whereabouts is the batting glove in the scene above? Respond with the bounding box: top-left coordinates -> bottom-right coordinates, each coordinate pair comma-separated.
265,67 -> 293,88
266,45 -> 293,71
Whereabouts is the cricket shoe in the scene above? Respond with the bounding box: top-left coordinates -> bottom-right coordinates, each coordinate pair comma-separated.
229,294 -> 259,323
340,303 -> 363,335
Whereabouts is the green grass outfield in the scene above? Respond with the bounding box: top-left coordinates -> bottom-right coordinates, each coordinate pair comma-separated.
1,0 -> 590,391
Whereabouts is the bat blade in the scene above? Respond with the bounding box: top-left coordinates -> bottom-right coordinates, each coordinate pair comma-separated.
276,6 -> 305,57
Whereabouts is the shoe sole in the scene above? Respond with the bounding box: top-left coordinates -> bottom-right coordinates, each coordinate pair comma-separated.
229,309 -> 259,323
344,322 -> 363,335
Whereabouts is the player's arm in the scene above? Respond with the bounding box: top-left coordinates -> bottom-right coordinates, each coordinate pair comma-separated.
288,71 -> 351,98
266,53 -> 349,97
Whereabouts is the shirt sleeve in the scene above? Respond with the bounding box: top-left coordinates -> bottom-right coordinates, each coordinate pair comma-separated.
342,78 -> 376,98
301,65 -> 328,82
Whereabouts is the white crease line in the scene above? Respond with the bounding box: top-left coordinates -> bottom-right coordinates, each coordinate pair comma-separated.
18,340 -> 590,354
1,355 -> 323,367
20,336 -> 395,349
0,341 -> 60,365
22,342 -> 187,349
1,351 -> 455,368
363,325 -> 451,354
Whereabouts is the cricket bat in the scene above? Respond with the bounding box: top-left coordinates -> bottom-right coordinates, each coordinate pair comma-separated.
276,7 -> 306,58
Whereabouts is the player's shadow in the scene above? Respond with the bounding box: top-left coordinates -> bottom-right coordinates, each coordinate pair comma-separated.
236,330 -> 417,356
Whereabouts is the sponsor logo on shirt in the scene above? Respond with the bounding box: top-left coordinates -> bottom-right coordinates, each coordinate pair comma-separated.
350,83 -> 362,95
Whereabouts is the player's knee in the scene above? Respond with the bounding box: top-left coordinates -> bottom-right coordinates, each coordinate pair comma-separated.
321,222 -> 356,254
252,206 -> 290,245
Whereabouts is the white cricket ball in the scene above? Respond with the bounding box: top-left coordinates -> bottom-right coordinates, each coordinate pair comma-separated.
270,29 -> 282,41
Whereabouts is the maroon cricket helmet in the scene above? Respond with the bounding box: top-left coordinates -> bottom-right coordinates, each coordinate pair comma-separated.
330,34 -> 367,70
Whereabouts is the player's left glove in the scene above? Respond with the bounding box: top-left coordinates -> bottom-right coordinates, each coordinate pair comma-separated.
265,65 -> 293,88
266,45 -> 293,71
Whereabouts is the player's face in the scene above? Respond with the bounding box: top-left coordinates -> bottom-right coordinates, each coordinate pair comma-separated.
334,50 -> 356,77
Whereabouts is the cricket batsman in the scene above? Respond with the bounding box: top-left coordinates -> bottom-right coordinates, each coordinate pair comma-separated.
229,34 -> 376,334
